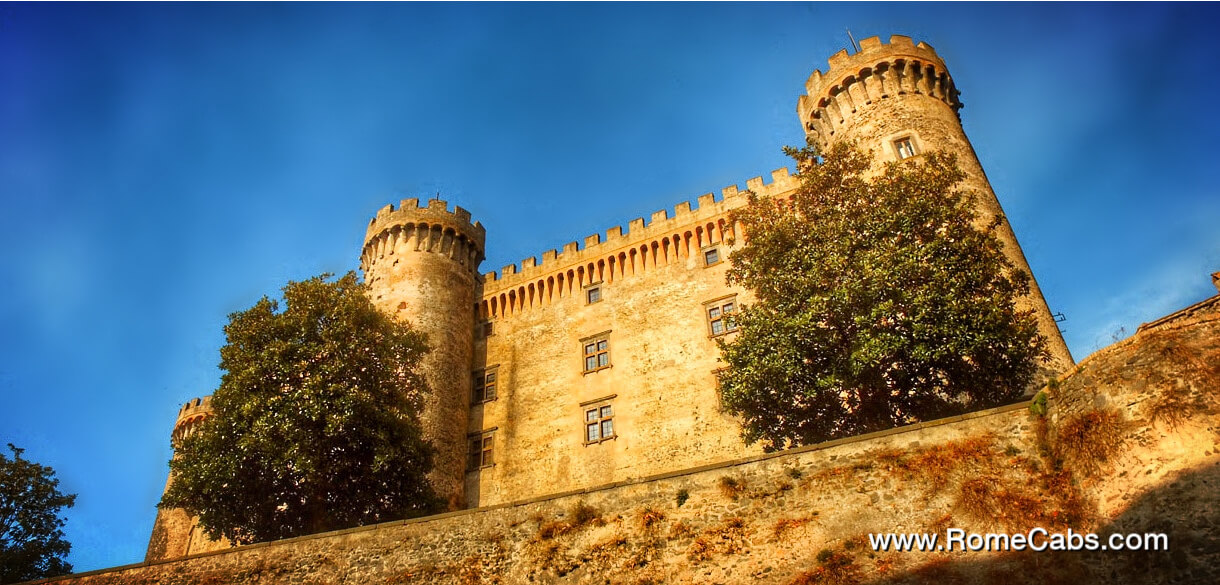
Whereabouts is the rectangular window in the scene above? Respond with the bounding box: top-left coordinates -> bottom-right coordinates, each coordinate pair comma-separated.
582,334 -> 611,373
467,431 -> 494,471
584,403 -> 615,443
472,367 -> 498,404
480,321 -> 494,338
705,296 -> 739,336
895,137 -> 916,159
703,248 -> 721,266
586,285 -> 601,304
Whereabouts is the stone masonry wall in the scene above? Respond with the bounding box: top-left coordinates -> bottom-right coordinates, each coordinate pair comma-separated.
33,292 -> 1220,585
31,403 -> 1038,585
466,172 -> 799,508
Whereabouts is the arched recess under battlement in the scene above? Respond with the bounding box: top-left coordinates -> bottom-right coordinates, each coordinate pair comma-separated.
477,211 -> 745,320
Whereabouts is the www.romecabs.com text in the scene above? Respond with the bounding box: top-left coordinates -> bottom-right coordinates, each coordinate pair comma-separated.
869,528 -> 1168,552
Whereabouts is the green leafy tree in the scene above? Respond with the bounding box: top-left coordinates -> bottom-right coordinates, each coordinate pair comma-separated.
1,444 -> 76,584
717,143 -> 1047,451
160,272 -> 439,545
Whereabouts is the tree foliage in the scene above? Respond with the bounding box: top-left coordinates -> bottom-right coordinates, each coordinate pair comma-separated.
0,444 -> 75,584
717,143 -> 1047,451
160,272 -> 438,545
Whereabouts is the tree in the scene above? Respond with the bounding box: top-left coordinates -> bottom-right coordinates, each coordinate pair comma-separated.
717,143 -> 1047,451
1,444 -> 76,584
160,272 -> 439,545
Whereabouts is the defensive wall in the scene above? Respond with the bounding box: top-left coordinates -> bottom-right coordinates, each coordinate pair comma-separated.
32,289 -> 1220,583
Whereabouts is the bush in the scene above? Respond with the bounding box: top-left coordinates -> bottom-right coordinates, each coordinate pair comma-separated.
1054,408 -> 1126,477
717,476 -> 746,500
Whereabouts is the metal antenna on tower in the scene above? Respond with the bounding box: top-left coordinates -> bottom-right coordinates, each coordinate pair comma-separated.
846,28 -> 859,53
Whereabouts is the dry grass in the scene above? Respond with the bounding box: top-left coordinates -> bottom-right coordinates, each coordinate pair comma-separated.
772,515 -> 813,539
570,501 -> 599,525
873,555 -> 897,576
456,555 -> 495,585
954,465 -> 1088,531
535,519 -> 570,541
956,476 -> 1042,530
788,550 -> 861,585
1162,343 -> 1220,388
1054,408 -> 1126,477
585,534 -> 628,561
668,520 -> 694,539
534,501 -> 602,541
636,506 -> 665,531
717,475 -> 746,500
687,517 -> 747,562
898,435 -> 996,489
1033,415 -> 1052,458
1146,385 -> 1193,429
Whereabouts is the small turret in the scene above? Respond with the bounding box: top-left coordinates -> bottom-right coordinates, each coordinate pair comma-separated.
171,396 -> 213,445
361,198 -> 486,509
146,396 -> 226,561
796,35 -> 1074,375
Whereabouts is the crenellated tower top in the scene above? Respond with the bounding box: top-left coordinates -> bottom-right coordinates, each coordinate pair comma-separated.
797,35 -> 961,151
361,198 -> 486,275
171,396 -> 213,446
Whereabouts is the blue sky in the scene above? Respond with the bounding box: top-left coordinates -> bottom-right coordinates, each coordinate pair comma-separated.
1,3 -> 1217,572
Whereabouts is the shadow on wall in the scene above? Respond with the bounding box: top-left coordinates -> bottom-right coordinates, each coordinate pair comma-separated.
859,459 -> 1220,585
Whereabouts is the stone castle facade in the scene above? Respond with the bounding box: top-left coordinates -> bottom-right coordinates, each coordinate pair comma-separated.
145,35 -> 1074,562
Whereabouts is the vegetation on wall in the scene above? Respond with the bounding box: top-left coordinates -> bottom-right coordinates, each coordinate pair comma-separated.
717,142 -> 1048,450
0,444 -> 76,584
160,272 -> 439,545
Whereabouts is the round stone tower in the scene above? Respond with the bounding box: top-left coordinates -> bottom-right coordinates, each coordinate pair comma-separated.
146,396 -> 227,561
361,198 -> 485,509
796,34 -> 1074,374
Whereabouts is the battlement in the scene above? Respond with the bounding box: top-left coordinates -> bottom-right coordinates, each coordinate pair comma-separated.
797,35 -> 961,142
481,167 -> 797,293
174,396 -> 213,427
170,396 -> 214,445
361,198 -> 487,274
364,198 -> 486,249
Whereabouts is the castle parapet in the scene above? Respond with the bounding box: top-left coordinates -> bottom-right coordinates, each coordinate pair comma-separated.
480,167 -> 797,292
171,396 -> 214,445
361,198 -> 487,275
797,35 -> 961,147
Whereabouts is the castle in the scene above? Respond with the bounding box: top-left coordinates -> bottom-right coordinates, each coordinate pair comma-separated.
145,35 -> 1074,562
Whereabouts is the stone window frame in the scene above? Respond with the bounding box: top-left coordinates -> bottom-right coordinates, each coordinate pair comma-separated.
479,320 -> 494,338
703,295 -> 740,337
584,281 -> 604,305
702,245 -> 723,267
888,132 -> 922,161
580,395 -> 617,445
471,365 -> 499,405
711,367 -> 733,413
581,330 -> 612,374
466,428 -> 496,472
